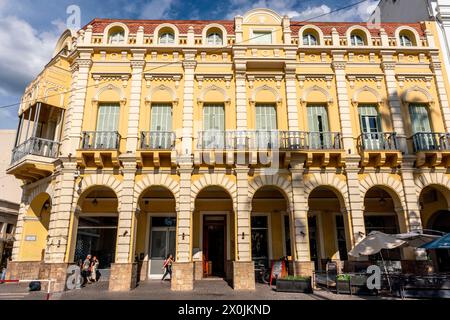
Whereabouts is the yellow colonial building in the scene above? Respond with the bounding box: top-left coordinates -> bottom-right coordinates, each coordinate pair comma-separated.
5,8 -> 450,291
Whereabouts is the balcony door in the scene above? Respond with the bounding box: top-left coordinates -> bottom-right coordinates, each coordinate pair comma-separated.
150,104 -> 172,149
359,105 -> 382,150
95,104 -> 120,149
203,104 -> 225,149
409,104 -> 435,150
307,105 -> 330,149
255,104 -> 277,149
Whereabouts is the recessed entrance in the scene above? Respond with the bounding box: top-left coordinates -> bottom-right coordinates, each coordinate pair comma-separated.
203,215 -> 226,277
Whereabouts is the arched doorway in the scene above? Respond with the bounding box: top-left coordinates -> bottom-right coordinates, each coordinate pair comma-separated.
363,186 -> 405,264
307,187 -> 350,271
420,185 -> 450,272
192,186 -> 234,279
135,186 -> 176,280
70,186 -> 118,273
251,186 -> 292,273
19,193 -> 51,261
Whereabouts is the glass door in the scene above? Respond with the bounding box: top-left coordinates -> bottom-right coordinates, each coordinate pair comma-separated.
409,104 -> 435,150
203,104 -> 225,149
359,105 -> 382,150
307,105 -> 330,149
149,227 -> 176,277
150,104 -> 172,149
255,104 -> 278,149
96,104 -> 120,148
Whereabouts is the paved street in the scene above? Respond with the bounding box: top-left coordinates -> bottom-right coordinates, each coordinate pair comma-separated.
1,279 -> 405,300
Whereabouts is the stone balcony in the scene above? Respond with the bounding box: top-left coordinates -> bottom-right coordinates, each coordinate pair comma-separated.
413,132 -> 450,167
76,131 -> 121,168
136,131 -> 177,167
358,132 -> 402,167
7,137 -> 60,183
194,130 -> 344,167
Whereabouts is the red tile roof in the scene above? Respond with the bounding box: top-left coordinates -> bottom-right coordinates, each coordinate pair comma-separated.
85,18 -> 235,34
83,18 -> 425,37
290,21 -> 426,37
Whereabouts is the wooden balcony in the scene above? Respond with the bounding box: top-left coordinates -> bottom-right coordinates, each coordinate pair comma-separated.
136,131 -> 177,167
7,137 -> 60,183
76,131 -> 121,168
413,133 -> 450,167
194,130 -> 344,167
358,132 -> 402,167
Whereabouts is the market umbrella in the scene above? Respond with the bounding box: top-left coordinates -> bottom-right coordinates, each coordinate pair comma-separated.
396,232 -> 440,247
348,231 -> 405,257
420,233 -> 450,249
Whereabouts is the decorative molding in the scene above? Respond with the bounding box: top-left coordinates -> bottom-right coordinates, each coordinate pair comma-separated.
300,85 -> 333,105
297,74 -> 333,89
143,73 -> 182,89
92,72 -> 131,88
197,84 -> 231,105
401,85 -> 434,104
351,85 -> 384,106
145,84 -> 179,105
246,74 -> 284,89
347,74 -> 383,89
195,74 -> 233,89
396,74 -> 433,88
249,84 -> 282,105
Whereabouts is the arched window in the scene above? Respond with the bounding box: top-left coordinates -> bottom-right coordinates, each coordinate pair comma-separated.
350,33 -> 365,46
399,34 -> 413,46
159,32 -> 175,44
108,29 -> 125,44
207,32 -> 223,45
303,33 -> 318,46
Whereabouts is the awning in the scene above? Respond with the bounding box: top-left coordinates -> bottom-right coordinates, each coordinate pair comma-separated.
420,233 -> 450,249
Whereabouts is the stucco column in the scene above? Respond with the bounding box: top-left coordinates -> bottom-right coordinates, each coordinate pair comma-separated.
10,194 -> 29,261
115,159 -> 136,263
181,52 -> 197,156
290,163 -> 313,276
109,157 -> 137,291
401,157 -> 427,261
61,50 -> 93,157
345,160 -> 366,250
381,51 -> 408,153
172,163 -> 194,291
332,51 -> 355,153
44,160 -> 77,263
235,70 -> 247,130
285,65 -> 299,131
233,166 -> 255,290
125,51 -> 146,152
430,52 -> 450,131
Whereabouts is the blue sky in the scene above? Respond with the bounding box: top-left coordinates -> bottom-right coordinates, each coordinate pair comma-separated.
0,0 -> 379,129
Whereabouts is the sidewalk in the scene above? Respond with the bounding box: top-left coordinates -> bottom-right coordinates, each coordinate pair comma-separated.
46,279 -> 405,300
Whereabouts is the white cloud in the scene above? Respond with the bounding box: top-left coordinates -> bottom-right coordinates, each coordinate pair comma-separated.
0,15 -> 59,97
139,0 -> 176,19
225,0 -> 379,22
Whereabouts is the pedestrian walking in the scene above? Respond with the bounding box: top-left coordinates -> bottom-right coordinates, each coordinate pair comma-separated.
161,254 -> 174,281
81,254 -> 92,287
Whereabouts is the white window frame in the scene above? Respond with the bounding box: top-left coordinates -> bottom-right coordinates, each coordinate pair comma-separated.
399,34 -> 413,47
350,34 -> 365,46
250,29 -> 273,45
303,33 -> 318,46
108,31 -> 125,44
159,32 -> 175,44
206,32 -> 223,45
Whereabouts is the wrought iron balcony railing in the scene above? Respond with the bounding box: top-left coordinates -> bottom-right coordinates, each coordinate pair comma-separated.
140,131 -> 176,150
197,130 -> 342,151
412,132 -> 450,152
359,132 -> 398,151
281,131 -> 342,150
11,137 -> 60,164
81,131 -> 121,150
